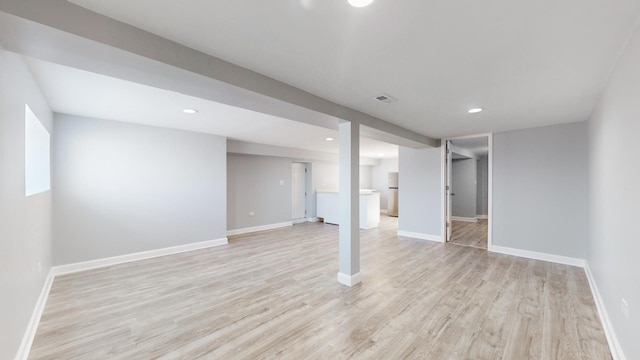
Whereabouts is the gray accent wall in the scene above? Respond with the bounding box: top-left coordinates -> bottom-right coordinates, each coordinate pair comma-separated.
476,156 -> 489,216
587,22 -> 640,359
53,114 -> 227,265
451,159 -> 477,218
227,151 -> 375,230
0,48 -> 53,360
492,122 -> 587,258
398,146 -> 442,237
227,154 -> 293,230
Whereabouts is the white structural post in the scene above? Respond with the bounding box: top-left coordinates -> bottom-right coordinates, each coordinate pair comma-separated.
337,120 -> 361,286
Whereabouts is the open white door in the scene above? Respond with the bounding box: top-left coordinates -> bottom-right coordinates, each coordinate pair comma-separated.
291,163 -> 307,221
445,140 -> 453,242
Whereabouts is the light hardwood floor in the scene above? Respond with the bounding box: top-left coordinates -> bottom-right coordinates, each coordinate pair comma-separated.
450,220 -> 488,249
30,216 -> 610,359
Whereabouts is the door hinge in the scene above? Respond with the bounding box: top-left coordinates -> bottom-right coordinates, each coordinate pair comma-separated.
446,185 -> 450,191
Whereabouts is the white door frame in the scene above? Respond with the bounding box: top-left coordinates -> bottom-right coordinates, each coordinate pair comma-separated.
440,133 -> 493,249
291,162 -> 308,223
445,140 -> 453,242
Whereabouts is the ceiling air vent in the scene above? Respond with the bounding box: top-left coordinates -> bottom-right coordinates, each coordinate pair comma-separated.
374,93 -> 397,104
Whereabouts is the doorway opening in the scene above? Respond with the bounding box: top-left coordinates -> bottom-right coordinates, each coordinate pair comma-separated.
444,135 -> 491,250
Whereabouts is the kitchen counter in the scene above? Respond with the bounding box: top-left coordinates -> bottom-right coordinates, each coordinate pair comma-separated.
316,191 -> 380,229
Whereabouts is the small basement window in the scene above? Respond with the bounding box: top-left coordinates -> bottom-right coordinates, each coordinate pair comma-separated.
25,104 -> 50,196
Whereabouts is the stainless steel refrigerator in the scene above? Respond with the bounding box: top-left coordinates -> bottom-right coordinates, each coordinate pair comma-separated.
387,172 -> 398,217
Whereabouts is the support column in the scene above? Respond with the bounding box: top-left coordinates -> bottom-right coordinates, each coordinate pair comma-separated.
338,120 -> 361,286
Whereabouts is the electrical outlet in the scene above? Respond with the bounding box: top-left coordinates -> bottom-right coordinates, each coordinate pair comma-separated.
279,180 -> 284,186
249,211 -> 255,216
622,298 -> 629,318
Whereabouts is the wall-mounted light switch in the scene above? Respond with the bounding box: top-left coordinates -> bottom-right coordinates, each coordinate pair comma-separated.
280,180 -> 284,186
622,298 -> 629,318
249,211 -> 255,216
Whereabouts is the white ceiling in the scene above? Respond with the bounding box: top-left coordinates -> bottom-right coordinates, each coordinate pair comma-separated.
27,58 -> 399,159
69,0 -> 640,138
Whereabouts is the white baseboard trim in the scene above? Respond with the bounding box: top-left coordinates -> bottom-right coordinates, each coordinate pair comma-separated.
337,272 -> 362,287
397,230 -> 443,243
451,216 -> 478,223
584,264 -> 626,360
52,238 -> 229,276
307,217 -> 320,222
18,238 -> 229,359
15,270 -> 54,360
292,218 -> 307,224
227,221 -> 293,236
489,245 -> 586,267
380,209 -> 388,215
476,215 -> 488,220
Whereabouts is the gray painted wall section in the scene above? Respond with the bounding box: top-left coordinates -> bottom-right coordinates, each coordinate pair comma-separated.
476,156 -> 489,216
53,115 -> 227,265
398,146 -> 442,237
452,159 -> 477,218
587,22 -> 640,359
227,152 -> 374,230
227,154 -> 293,230
0,48 -> 53,360
492,122 -> 587,258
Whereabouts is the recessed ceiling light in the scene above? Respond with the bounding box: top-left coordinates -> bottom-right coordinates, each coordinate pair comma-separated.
348,0 -> 374,7
326,137 -> 335,141
182,108 -> 198,114
468,108 -> 483,114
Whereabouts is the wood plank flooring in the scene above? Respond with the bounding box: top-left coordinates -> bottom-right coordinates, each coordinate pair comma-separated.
29,216 -> 610,359
450,219 -> 488,249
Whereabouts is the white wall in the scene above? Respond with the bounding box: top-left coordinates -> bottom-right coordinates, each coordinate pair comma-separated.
312,161 -> 339,192
307,160 -> 373,219
359,165 -> 372,189
398,146 -> 442,238
53,114 -> 227,265
492,122 -> 587,258
227,154 -> 293,230
0,48 -> 53,360
587,21 -> 640,360
310,160 -> 343,219
371,158 -> 399,211
311,161 -> 372,192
